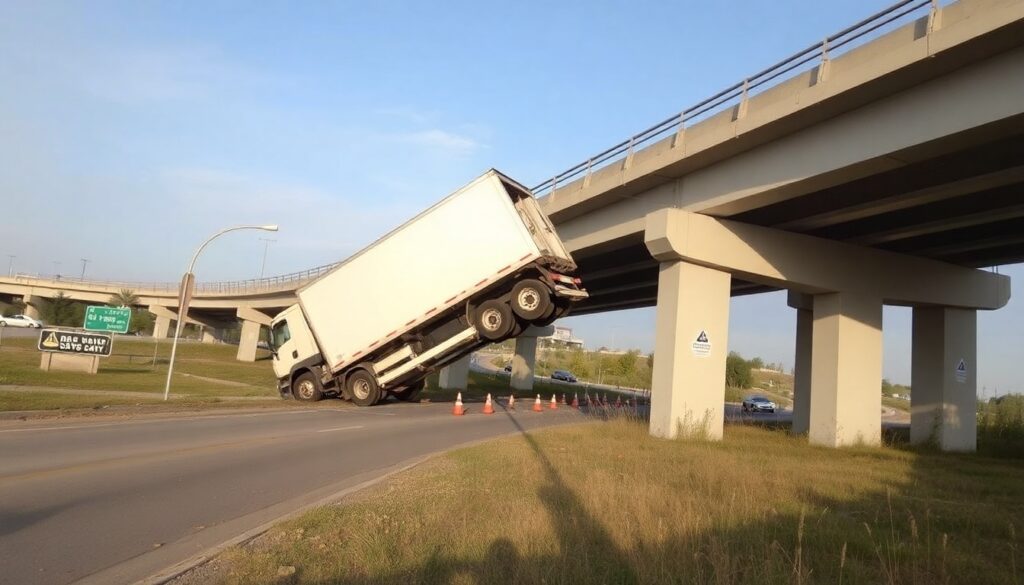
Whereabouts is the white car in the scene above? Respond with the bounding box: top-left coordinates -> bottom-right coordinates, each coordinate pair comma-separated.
0,314 -> 43,328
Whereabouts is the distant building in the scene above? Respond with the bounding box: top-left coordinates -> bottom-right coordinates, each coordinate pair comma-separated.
543,326 -> 584,349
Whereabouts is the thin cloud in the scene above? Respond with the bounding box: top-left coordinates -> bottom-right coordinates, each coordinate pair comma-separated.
389,129 -> 484,156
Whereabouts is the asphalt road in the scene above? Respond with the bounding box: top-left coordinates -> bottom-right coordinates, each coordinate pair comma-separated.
0,401 -> 587,585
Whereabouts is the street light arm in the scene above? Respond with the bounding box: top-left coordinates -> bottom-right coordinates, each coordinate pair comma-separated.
185,224 -> 279,275
163,223 -> 278,401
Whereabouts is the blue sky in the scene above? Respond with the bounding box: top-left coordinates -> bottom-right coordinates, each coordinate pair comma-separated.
1,1 -> 1020,394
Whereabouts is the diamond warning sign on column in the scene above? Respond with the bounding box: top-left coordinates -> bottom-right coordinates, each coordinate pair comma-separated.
692,330 -> 712,357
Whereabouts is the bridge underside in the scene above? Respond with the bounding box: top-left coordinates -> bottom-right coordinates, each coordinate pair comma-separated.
570,127 -> 1024,316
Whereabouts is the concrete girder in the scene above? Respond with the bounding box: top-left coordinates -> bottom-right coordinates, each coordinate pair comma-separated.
235,307 -> 272,362
543,3 -> 1024,224
645,209 -> 1010,310
236,307 -> 273,327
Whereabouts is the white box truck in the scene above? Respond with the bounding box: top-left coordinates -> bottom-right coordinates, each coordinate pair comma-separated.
269,170 -> 587,406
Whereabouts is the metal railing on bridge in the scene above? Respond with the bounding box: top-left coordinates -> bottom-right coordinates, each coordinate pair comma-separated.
531,0 -> 940,196
11,262 -> 339,295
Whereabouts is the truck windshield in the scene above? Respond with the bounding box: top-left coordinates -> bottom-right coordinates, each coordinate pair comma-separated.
270,320 -> 290,351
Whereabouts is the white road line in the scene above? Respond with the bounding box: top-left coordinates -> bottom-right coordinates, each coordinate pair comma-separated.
315,425 -> 365,433
0,409 -> 332,434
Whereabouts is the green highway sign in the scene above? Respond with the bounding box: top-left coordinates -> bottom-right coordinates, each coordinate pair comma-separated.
84,306 -> 132,334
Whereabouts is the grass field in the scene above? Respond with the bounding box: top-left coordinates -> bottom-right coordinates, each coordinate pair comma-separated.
208,417 -> 1023,585
0,337 -> 279,410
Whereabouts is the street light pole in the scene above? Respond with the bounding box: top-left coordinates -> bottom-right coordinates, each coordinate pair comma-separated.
80,258 -> 90,280
258,238 -> 276,278
6,255 -> 14,277
163,224 -> 279,400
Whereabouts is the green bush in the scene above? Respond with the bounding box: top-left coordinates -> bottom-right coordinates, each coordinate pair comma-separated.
978,394 -> 1024,458
726,351 -> 753,389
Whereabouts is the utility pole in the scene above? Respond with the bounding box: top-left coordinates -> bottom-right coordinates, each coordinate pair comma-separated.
258,238 -> 276,278
52,261 -> 60,278
6,255 -> 14,277
80,258 -> 90,280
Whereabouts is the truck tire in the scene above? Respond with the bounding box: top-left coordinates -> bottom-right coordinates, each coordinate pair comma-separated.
292,371 -> 323,402
511,279 -> 551,321
393,380 -> 425,402
347,369 -> 381,407
473,299 -> 514,341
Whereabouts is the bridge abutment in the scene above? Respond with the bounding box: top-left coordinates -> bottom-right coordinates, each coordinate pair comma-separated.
649,260 -> 731,440
22,295 -> 42,320
911,306 -> 977,451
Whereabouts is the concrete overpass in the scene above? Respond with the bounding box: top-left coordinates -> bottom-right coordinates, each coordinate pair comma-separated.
1,0 -> 1020,452
531,0 -> 1023,451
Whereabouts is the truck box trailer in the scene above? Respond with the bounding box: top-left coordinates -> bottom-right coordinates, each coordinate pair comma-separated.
269,169 -> 587,405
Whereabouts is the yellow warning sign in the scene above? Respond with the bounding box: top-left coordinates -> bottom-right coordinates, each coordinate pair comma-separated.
42,331 -> 59,349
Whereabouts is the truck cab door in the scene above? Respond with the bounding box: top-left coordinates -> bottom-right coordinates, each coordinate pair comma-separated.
270,305 -> 319,380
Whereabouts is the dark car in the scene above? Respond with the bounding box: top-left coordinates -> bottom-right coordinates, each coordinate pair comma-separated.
503,364 -> 512,372
742,396 -> 777,413
551,370 -> 577,383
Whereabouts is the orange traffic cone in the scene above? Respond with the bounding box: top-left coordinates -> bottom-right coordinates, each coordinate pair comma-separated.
532,394 -> 543,412
508,394 -> 516,410
586,392 -> 593,407
615,396 -> 623,408
550,394 -> 558,410
571,393 -> 579,409
483,393 -> 495,415
561,393 -> 568,405
452,392 -> 466,416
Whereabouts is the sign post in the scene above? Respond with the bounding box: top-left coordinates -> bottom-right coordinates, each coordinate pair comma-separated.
84,306 -> 132,334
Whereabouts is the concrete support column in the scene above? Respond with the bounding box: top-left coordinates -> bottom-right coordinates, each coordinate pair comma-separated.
911,307 -> 977,451
236,320 -> 261,362
809,293 -> 883,447
792,306 -> 813,435
22,295 -> 41,320
438,355 -> 470,390
510,336 -> 538,392
200,327 -> 222,344
153,316 -> 171,339
649,261 -> 731,440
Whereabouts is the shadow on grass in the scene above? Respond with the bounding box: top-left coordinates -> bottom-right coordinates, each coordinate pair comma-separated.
275,401 -> 1022,584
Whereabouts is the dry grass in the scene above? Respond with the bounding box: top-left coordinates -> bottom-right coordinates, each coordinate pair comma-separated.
212,419 -> 1023,585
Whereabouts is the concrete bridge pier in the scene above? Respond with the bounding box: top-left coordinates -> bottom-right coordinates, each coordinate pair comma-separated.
648,260 -> 731,440
808,292 -> 884,448
153,315 -> 171,339
22,295 -> 43,320
911,307 -> 977,451
438,355 -> 470,390
789,293 -> 813,436
236,307 -> 271,362
509,325 -> 556,393
643,209 -> 1007,450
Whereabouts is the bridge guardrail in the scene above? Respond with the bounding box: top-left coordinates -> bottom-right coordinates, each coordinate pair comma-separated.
10,262 -> 339,296
531,0 -> 938,196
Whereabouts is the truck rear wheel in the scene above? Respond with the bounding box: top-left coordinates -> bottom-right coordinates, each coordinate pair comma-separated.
473,300 -> 514,341
393,380 -> 425,402
511,279 -> 551,321
292,372 -> 323,402
347,369 -> 381,407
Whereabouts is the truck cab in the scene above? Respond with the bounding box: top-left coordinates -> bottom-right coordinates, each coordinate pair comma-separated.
270,305 -> 321,399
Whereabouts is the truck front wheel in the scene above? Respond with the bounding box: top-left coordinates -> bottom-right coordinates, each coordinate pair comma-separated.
292,372 -> 323,402
347,369 -> 381,407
